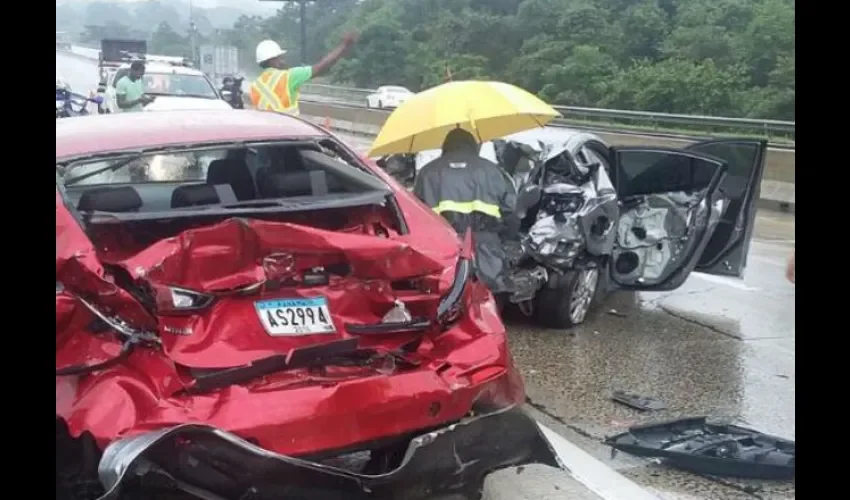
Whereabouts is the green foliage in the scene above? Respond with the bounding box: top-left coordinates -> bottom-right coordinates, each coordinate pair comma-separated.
300,0 -> 793,119
65,0 -> 795,120
600,58 -> 749,115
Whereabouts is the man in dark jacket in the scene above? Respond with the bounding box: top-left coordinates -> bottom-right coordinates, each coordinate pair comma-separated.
414,129 -> 518,295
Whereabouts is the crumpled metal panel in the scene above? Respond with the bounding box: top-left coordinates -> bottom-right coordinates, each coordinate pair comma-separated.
526,166 -> 619,258
119,217 -> 448,291
95,406 -> 561,500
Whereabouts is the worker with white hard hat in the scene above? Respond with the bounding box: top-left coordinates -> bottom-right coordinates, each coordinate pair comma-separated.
250,32 -> 359,115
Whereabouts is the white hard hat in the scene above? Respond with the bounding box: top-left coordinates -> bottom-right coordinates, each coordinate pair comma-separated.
256,40 -> 286,65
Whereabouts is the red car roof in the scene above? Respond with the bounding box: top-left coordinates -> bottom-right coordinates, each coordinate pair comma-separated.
56,110 -> 326,160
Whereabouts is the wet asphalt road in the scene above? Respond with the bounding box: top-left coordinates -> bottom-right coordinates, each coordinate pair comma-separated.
511,217 -> 795,500
57,51 -> 795,499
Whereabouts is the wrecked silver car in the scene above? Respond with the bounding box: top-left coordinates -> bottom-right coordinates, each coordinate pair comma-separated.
380,129 -> 768,329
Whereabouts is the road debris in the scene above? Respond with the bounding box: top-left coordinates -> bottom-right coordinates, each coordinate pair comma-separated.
604,417 -> 795,479
611,391 -> 667,412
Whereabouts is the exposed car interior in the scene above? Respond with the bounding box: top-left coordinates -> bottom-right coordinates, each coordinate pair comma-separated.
61,141 -> 389,213
59,140 -> 401,255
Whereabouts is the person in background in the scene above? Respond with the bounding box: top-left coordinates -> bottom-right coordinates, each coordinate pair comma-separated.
250,32 -> 359,115
786,250 -> 795,284
115,61 -> 154,112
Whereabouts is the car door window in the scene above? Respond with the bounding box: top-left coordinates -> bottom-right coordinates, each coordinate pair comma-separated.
614,150 -> 717,198
686,141 -> 761,199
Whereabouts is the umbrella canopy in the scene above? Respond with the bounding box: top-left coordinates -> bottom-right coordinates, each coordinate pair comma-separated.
367,80 -> 561,158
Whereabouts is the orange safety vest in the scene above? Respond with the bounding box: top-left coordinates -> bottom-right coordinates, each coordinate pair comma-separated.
250,69 -> 298,115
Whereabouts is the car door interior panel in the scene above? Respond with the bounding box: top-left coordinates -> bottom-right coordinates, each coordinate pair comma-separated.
608,147 -> 729,290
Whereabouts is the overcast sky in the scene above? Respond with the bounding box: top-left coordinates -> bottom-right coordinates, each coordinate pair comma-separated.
57,0 -> 279,14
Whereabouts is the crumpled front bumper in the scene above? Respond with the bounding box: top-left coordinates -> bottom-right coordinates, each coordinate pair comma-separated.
95,406 -> 561,500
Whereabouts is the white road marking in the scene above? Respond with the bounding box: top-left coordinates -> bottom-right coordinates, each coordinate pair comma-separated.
537,423 -> 662,500
691,272 -> 761,291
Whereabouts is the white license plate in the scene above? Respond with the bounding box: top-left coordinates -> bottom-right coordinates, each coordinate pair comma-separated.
255,297 -> 336,336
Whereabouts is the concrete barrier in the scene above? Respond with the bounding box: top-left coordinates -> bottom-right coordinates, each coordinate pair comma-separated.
302,114 -> 795,210
481,465 -> 603,500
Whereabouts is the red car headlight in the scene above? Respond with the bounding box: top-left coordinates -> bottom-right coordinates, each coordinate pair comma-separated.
152,285 -> 215,314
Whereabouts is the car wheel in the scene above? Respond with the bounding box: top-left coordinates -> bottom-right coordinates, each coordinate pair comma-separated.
535,267 -> 600,328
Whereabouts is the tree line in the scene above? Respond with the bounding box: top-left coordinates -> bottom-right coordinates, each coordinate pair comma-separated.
69,0 -> 795,120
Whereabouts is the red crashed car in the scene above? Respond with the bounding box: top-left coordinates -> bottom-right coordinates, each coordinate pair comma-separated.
56,110 -> 557,500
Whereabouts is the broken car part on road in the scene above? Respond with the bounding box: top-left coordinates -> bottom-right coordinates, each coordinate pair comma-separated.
610,391 -> 666,412
605,417 -> 795,480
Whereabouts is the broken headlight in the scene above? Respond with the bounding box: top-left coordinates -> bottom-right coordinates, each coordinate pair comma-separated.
153,285 -> 216,314
541,190 -> 584,215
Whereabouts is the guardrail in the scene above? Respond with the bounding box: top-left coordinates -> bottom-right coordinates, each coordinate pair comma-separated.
301,83 -> 795,148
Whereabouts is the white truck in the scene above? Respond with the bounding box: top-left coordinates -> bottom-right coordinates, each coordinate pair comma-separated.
199,45 -> 240,83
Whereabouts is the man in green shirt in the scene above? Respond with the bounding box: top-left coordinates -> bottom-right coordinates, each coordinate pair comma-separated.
115,61 -> 154,112
250,32 -> 358,115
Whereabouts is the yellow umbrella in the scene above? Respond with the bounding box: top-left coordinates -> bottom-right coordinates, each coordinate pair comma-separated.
367,80 -> 561,157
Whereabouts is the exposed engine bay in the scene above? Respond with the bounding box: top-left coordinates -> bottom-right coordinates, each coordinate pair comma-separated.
515,141 -> 619,264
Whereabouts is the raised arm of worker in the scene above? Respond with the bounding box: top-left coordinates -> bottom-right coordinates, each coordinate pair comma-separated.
312,32 -> 359,77
281,32 -> 359,106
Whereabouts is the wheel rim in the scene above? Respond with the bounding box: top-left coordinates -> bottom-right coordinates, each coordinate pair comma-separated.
569,268 -> 599,324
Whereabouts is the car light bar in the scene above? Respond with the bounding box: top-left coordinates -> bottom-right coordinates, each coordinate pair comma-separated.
119,51 -> 192,67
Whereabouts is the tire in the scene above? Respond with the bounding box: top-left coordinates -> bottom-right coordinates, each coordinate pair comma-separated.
535,267 -> 600,328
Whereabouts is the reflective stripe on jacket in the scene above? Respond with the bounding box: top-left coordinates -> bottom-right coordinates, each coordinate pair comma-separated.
250,69 -> 297,115
413,152 -> 516,236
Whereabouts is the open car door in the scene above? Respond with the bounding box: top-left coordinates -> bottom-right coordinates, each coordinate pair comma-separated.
685,139 -> 768,277
607,146 -> 730,291
606,139 -> 767,291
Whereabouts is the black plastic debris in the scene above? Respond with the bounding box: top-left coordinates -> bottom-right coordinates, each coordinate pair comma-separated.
604,417 -> 795,479
611,391 -> 667,412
